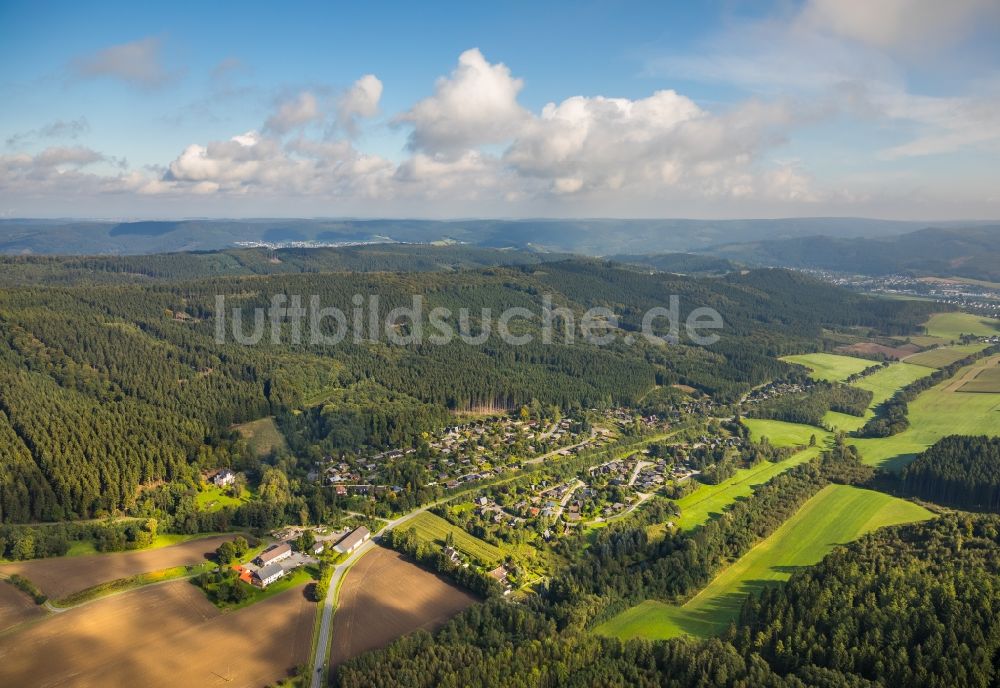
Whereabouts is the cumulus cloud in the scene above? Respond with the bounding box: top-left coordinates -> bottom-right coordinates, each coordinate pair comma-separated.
163,128 -> 394,199
397,48 -> 530,154
5,48 -> 825,213
72,37 -> 172,89
6,117 -> 90,148
264,91 -> 322,134
337,74 -> 383,134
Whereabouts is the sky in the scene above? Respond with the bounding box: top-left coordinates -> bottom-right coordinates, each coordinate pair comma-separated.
1,0 -> 998,220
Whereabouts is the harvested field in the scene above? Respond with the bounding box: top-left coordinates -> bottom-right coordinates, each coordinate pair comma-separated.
330,545 -> 478,667
0,579 -> 315,687
836,341 -> 919,360
0,534 -> 236,600
959,364 -> 1000,393
0,581 -> 44,634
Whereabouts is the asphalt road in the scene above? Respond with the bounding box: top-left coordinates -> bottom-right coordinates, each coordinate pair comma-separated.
308,504 -> 437,687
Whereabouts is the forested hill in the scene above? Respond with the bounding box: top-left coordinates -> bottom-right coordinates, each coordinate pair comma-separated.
0,260 -> 937,522
0,244 -> 573,286
706,225 -> 1000,281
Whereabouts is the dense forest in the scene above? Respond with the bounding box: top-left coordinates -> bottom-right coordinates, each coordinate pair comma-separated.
900,435 -> 1000,512
0,257 -> 937,523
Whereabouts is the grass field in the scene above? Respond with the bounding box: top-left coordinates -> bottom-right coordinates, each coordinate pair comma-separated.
822,362 -> 935,432
598,485 -> 932,641
851,355 -> 1000,470
904,344 -> 987,369
743,418 -> 829,447
234,416 -> 288,458
922,312 -> 1000,340
780,353 -> 873,382
194,485 -> 253,512
668,446 -> 824,532
403,511 -> 504,566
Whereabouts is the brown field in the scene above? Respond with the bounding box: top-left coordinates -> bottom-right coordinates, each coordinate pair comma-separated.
0,581 -> 45,634
0,579 -> 315,687
959,365 -> 1000,393
330,545 -> 479,667
836,342 -> 920,360
0,534 -> 236,600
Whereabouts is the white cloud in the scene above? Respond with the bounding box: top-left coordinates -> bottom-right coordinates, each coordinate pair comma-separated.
337,74 -> 383,134
397,48 -> 530,154
72,37 -> 172,89
798,0 -> 998,54
33,146 -> 105,168
265,91 -> 322,134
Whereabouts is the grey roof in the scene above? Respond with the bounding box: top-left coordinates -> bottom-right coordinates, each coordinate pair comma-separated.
257,543 -> 291,563
335,526 -> 371,551
257,563 -> 284,580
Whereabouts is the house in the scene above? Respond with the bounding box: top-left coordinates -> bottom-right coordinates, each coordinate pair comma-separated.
255,543 -> 292,567
311,541 -> 325,555
256,563 -> 285,587
488,565 -> 508,584
213,469 -> 236,488
334,526 -> 371,554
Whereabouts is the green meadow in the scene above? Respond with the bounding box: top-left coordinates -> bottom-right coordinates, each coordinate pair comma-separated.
904,344 -> 987,369
403,511 -> 504,566
851,360 -> 1000,470
743,418 -> 828,447
822,362 -> 934,432
597,485 -> 932,641
922,312 -> 1000,341
780,353 -> 873,382
667,446 -> 824,533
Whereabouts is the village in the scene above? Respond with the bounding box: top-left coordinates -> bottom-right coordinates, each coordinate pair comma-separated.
316,409 -> 655,500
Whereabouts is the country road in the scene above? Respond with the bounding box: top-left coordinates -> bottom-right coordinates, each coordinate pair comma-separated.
309,502 -> 442,687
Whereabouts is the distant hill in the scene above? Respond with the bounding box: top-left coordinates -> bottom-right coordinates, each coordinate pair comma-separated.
0,217 -> 943,257
606,253 -> 736,275
705,226 -> 1000,281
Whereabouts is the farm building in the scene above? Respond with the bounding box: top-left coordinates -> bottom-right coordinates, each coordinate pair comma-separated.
213,469 -> 236,487
333,526 -> 371,554
255,543 -> 292,566
255,563 -> 285,587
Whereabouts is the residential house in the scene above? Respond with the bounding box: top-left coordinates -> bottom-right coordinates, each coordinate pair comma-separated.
255,543 -> 292,567
213,469 -> 236,488
256,562 -> 285,587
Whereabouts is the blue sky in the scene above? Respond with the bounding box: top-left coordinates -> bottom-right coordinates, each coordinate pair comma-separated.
1,0 -> 998,219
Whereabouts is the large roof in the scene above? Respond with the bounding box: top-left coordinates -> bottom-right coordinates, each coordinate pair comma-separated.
258,542 -> 291,563
335,526 -> 371,551
257,563 -> 284,580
